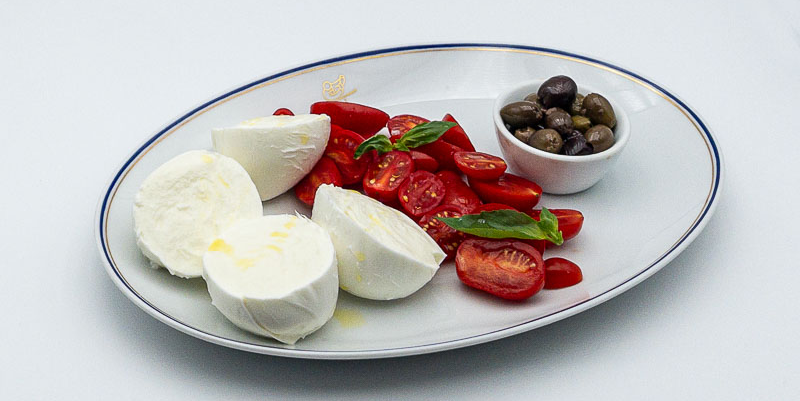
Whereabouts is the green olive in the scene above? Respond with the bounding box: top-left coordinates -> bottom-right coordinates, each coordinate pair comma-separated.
500,101 -> 544,129
569,94 -> 584,115
571,115 -> 592,133
582,93 -> 616,129
544,108 -> 574,136
523,93 -> 544,109
527,128 -> 563,153
514,126 -> 537,143
584,124 -> 615,153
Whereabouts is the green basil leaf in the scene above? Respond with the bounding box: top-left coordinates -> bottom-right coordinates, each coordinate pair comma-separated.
353,135 -> 393,159
436,209 -> 564,246
396,121 -> 456,149
538,207 -> 564,245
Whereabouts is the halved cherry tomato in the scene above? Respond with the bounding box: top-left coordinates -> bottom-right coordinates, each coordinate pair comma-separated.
388,114 -> 429,141
467,173 -> 542,211
454,151 -> 507,180
544,257 -> 583,289
362,151 -> 414,205
310,101 -> 389,138
455,239 -> 545,300
417,205 -> 467,258
273,108 -> 294,116
324,125 -> 369,185
470,203 -> 546,253
435,171 -> 482,213
441,114 -> 475,151
398,171 -> 445,219
528,209 -> 584,242
294,157 -> 342,206
415,140 -> 462,171
409,151 -> 439,172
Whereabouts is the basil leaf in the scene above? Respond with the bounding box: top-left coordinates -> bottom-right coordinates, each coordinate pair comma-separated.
537,208 -> 564,245
353,135 -> 393,159
436,209 -> 564,246
396,121 -> 456,149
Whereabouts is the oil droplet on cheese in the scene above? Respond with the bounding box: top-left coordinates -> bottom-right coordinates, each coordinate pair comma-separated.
201,154 -> 214,164
265,244 -> 282,253
284,218 -> 297,230
333,308 -> 364,328
356,274 -> 363,283
208,239 -> 233,255
236,258 -> 254,269
217,174 -> 230,188
270,231 -> 289,238
300,134 -> 309,145
354,251 -> 365,262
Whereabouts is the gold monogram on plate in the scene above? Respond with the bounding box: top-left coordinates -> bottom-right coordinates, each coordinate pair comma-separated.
322,75 -> 357,100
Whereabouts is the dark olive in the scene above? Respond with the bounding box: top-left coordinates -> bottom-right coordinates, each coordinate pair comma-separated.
562,130 -> 593,156
584,124 -> 615,153
537,75 -> 577,109
544,108 -> 574,136
582,93 -> 616,129
500,101 -> 544,129
523,93 -> 544,109
527,129 -> 563,154
569,94 -> 585,116
514,126 -> 537,143
571,115 -> 592,133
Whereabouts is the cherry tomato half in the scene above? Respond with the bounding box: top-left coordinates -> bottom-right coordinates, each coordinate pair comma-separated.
441,113 -> 475,151
467,173 -> 542,211
310,101 -> 389,138
435,170 -> 482,213
273,108 -> 294,116
528,209 -> 584,242
388,114 -> 429,141
455,239 -> 545,300
409,150 -> 439,172
398,171 -> 445,219
417,205 -> 467,258
415,140 -> 462,171
294,157 -> 342,206
454,151 -> 507,180
362,151 -> 414,205
544,257 -> 583,289
324,125 -> 369,185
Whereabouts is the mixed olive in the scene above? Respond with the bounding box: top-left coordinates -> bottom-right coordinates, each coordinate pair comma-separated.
501,75 -> 617,155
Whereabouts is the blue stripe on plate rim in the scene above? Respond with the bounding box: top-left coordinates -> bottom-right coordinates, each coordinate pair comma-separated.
95,43 -> 723,359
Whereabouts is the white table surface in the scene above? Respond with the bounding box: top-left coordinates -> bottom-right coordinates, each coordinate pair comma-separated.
3,0 -> 799,399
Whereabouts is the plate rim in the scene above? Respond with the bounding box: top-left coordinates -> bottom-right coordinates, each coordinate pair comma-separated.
94,42 -> 724,359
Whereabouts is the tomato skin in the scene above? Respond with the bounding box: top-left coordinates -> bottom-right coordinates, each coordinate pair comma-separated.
417,205 -> 468,258
455,239 -> 545,300
473,203 -> 516,212
310,101 -> 389,138
409,151 -> 439,172
528,209 -> 584,242
467,173 -> 542,211
415,140 -> 462,171
398,171 -> 445,219
454,151 -> 507,180
435,171 -> 482,213
294,157 -> 342,206
362,151 -> 414,205
441,114 -> 475,151
387,114 -> 429,140
324,125 -> 369,185
544,258 -> 583,289
273,108 -> 294,116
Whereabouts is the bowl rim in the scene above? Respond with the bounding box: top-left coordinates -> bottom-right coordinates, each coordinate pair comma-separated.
493,78 -> 630,163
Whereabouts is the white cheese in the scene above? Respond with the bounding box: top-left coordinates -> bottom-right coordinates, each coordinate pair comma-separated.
311,185 -> 445,300
133,150 -> 263,278
203,214 -> 338,344
212,114 -> 331,201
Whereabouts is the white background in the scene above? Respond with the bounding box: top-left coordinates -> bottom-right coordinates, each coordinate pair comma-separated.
2,0 -> 799,399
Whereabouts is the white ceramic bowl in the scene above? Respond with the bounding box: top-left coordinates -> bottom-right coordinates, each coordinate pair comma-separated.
494,79 -> 630,194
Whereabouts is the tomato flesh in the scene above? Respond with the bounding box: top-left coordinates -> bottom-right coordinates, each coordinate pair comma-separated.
415,140 -> 462,171
435,171 -> 482,213
417,205 -> 468,258
455,239 -> 545,300
294,157 -> 342,206
310,101 -> 389,138
468,173 -> 542,211
362,151 -> 414,204
388,114 -> 429,141
454,151 -> 507,180
441,114 -> 475,151
324,125 -> 369,185
273,108 -> 294,116
409,150 -> 439,172
528,209 -> 584,242
544,258 -> 583,289
398,171 -> 445,219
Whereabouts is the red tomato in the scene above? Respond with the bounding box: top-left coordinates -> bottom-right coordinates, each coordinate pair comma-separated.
362,151 -> 414,204
467,173 -> 542,211
417,205 -> 468,258
324,125 -> 369,185
409,151 -> 439,172
310,101 -> 389,138
415,140 -> 462,171
473,203 -> 516,212
398,171 -> 445,219
453,151 -> 507,180
387,114 -> 429,141
294,158 -> 342,206
544,258 -> 583,289
273,108 -> 294,116
435,171 -> 482,213
441,114 -> 475,151
528,209 -> 584,242
455,239 -> 545,300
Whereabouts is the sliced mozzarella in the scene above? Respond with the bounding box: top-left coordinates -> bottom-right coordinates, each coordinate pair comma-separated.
212,114 -> 331,201
311,184 -> 445,300
133,150 -> 263,278
203,214 -> 338,344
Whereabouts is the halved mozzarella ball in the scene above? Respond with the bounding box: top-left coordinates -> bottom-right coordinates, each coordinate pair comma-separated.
202,215 -> 338,344
311,185 -> 445,300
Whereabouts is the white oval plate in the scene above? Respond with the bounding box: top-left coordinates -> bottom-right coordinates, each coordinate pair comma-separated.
96,44 -> 722,359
